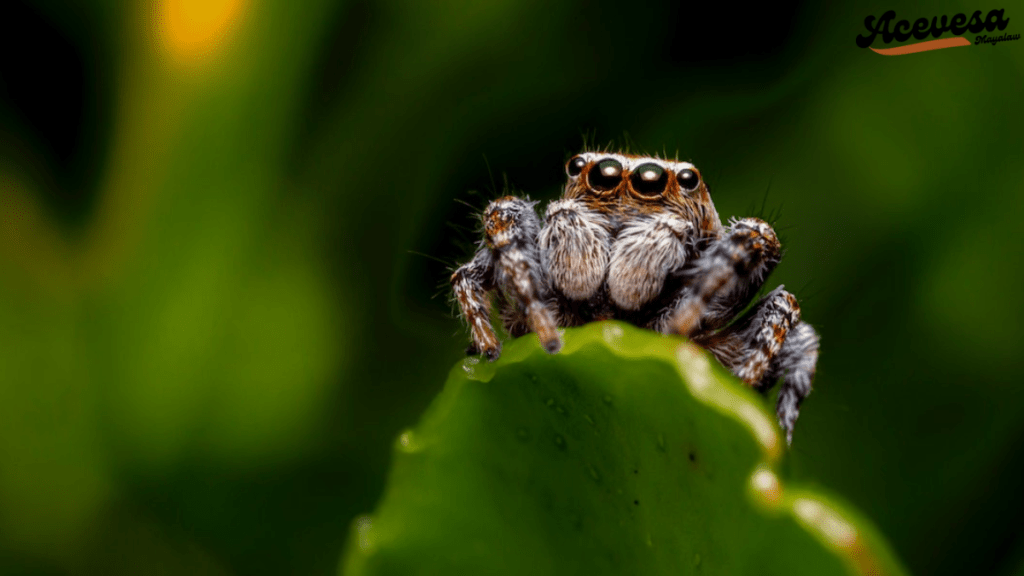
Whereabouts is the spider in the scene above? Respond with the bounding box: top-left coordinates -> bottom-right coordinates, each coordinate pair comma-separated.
450,151 -> 820,443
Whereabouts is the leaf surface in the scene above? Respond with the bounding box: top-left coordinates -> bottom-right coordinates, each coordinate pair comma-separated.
342,322 -> 906,576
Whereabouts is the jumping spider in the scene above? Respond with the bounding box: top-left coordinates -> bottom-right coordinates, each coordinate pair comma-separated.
450,152 -> 820,443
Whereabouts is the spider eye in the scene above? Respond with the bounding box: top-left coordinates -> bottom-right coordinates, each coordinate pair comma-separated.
566,155 -> 586,177
588,158 -> 622,192
630,163 -> 667,196
677,168 -> 700,192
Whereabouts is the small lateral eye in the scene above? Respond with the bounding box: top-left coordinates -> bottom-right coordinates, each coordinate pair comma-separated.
566,155 -> 587,177
677,168 -> 700,191
588,158 -> 623,191
630,163 -> 667,196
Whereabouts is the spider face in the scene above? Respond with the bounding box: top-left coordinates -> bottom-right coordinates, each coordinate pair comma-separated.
565,152 -> 704,200
562,153 -> 720,237
451,150 -> 820,444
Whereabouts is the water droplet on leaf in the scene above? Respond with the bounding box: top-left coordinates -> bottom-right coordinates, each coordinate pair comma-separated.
398,429 -> 421,453
554,434 -> 567,451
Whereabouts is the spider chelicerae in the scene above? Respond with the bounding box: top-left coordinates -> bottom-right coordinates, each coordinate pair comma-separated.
450,151 -> 820,443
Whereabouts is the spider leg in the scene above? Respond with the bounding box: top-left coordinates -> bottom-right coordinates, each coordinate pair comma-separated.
692,286 -> 799,385
484,196 -> 562,354
765,321 -> 819,445
450,248 -> 501,360
664,217 -> 781,336
692,286 -> 815,443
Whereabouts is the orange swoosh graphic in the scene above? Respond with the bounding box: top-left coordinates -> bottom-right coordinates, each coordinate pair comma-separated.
870,36 -> 971,55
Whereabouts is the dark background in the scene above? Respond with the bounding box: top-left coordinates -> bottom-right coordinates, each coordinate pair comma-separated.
1,1 -> 1022,575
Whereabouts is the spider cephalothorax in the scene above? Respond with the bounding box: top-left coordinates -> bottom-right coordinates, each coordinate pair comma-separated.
451,151 -> 820,443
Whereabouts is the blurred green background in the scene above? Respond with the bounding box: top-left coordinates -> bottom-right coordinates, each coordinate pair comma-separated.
0,1 -> 1021,575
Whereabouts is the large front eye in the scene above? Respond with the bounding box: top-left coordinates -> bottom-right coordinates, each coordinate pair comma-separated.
566,155 -> 586,177
630,163 -> 667,196
677,168 -> 700,192
588,158 -> 622,191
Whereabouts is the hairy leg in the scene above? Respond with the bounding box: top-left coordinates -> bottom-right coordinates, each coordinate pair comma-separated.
765,321 -> 819,445
660,217 -> 781,335
450,248 -> 500,360
451,196 -> 564,357
692,286 -> 800,384
692,287 -> 818,444
485,196 -> 562,353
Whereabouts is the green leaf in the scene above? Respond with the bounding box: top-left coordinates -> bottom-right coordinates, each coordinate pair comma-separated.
341,322 -> 906,576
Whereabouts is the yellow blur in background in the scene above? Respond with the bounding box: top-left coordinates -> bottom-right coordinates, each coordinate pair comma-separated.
159,0 -> 245,64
